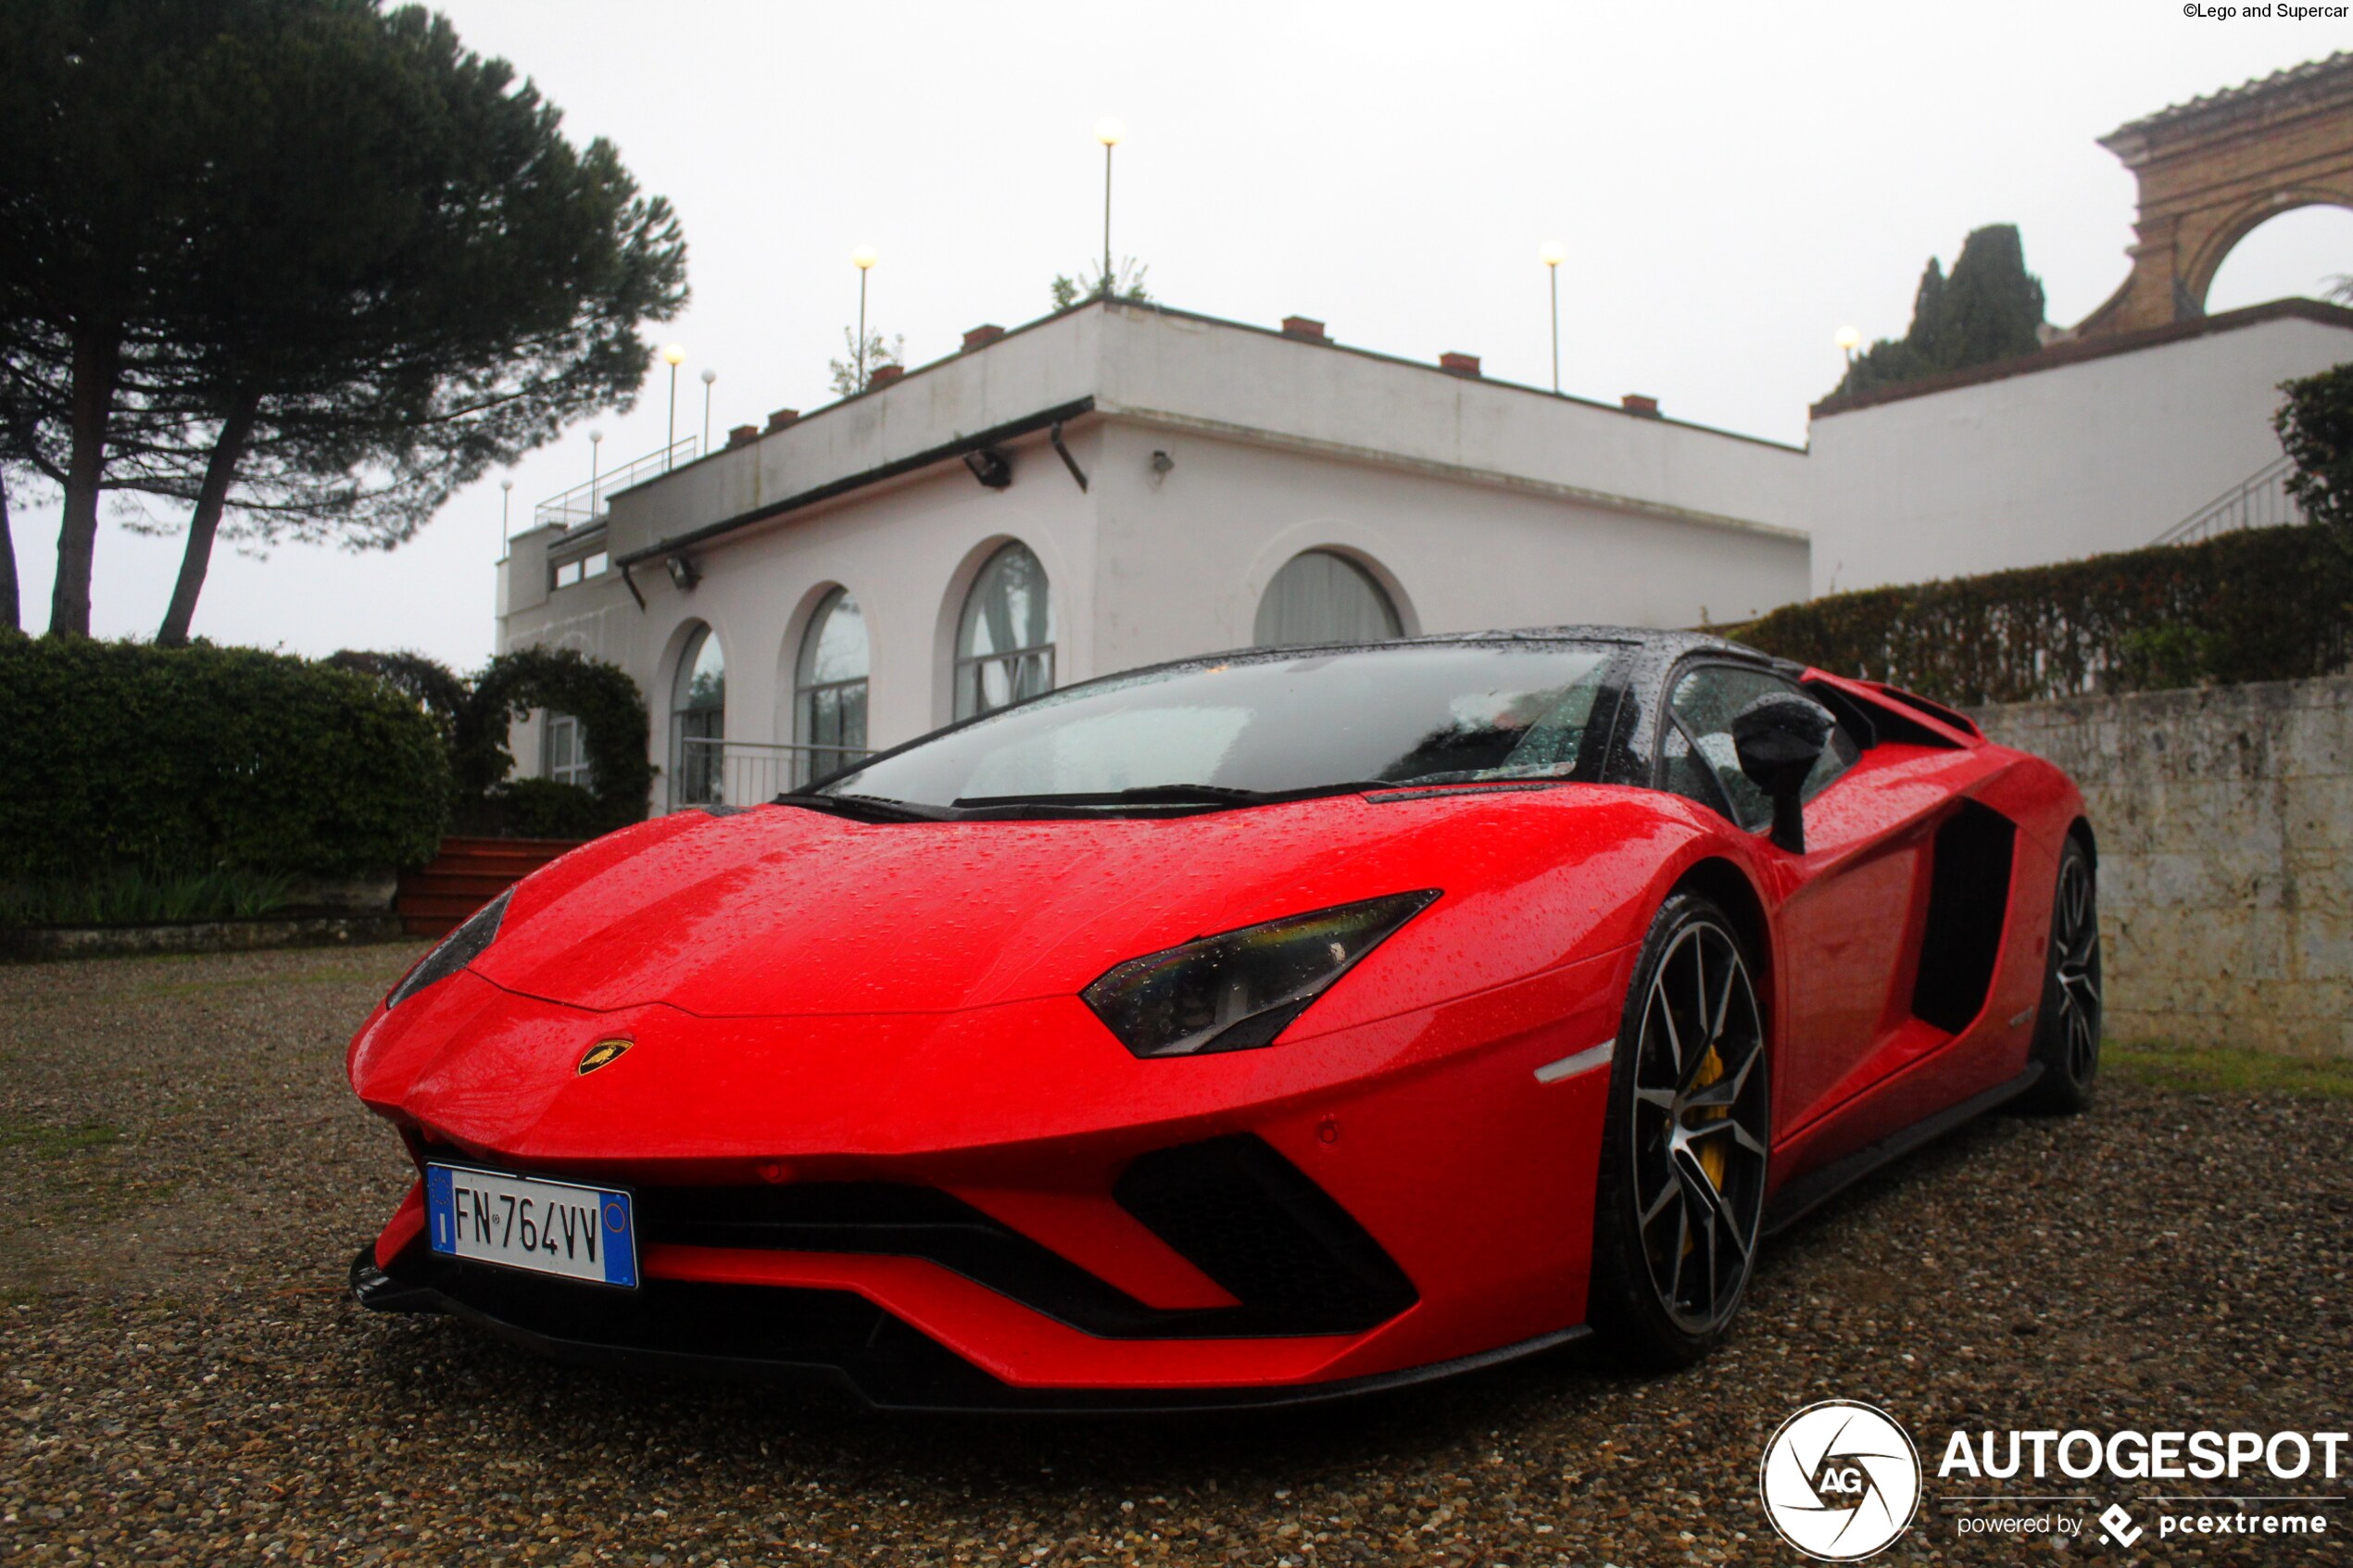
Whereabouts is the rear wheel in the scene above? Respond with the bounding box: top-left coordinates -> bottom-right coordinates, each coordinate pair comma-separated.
2018,837 -> 2101,1114
1588,891 -> 1771,1368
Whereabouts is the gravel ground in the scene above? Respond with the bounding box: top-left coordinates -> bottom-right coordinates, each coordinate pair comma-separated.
1,943 -> 2347,1567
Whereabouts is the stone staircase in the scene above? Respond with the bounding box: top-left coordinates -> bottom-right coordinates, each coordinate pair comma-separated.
394,837 -> 583,938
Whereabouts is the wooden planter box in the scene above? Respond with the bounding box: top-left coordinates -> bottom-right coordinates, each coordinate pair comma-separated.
395,836 -> 584,938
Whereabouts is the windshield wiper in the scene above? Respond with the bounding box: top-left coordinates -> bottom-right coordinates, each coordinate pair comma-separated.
771,791 -> 948,823
1367,766 -> 1577,788
951,784 -> 1275,809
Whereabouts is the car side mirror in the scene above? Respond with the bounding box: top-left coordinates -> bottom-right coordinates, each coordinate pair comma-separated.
1731,693 -> 1833,854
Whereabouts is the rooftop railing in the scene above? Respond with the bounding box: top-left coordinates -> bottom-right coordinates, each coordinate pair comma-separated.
534,436 -> 699,533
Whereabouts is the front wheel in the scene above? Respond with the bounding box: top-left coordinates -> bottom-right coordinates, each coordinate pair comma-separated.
1587,891 -> 1771,1369
2017,837 -> 2101,1114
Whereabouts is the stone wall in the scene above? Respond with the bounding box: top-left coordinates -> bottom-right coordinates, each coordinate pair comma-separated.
1972,677 -> 2351,1058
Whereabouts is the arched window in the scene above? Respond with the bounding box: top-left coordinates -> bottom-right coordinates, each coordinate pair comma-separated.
954,542 -> 1055,720
794,587 -> 869,787
1253,549 -> 1403,647
670,624 -> 725,806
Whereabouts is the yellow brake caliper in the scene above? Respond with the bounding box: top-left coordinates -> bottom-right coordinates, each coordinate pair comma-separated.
1682,1045 -> 1730,1258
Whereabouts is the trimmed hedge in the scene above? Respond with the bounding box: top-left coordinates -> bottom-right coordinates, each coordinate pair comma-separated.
0,638 -> 450,880
330,644 -> 652,837
459,646 -> 652,832
1730,523 -> 2351,705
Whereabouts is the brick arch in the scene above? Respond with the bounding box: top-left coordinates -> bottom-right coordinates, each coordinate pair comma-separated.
2184,188 -> 2353,311
2077,54 -> 2353,340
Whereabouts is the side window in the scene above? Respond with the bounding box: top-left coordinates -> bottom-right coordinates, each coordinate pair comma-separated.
1662,665 -> 1859,833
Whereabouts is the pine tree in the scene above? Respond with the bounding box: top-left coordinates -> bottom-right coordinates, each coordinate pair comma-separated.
0,0 -> 689,641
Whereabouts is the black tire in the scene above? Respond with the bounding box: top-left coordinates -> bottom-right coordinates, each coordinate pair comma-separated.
1588,890 -> 1771,1369
2017,836 -> 2101,1114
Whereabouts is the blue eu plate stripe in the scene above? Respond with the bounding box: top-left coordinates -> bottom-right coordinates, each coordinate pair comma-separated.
598,1189 -> 637,1287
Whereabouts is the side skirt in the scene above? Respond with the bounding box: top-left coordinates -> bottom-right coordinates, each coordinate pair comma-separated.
1760,1063 -> 2043,1238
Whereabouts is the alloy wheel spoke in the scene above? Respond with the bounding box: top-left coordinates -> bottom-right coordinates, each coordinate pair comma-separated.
1692,942 -> 1712,1052
1685,1116 -> 1768,1160
1640,1175 -> 1680,1230
2068,1010 -> 2096,1073
1702,1195 -> 1720,1310
1707,944 -> 1738,1047
1650,982 -> 1685,1081
1682,1044 -> 1757,1112
1680,1155 -> 1754,1267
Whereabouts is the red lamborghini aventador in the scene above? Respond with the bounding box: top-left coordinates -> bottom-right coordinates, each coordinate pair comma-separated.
346,628 -> 2101,1409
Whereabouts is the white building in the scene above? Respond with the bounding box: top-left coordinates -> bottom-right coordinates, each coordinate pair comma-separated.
498,299 -> 1813,809
1804,299 -> 2353,597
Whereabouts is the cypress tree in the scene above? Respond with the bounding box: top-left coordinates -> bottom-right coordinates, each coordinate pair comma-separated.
1834,225 -> 2047,399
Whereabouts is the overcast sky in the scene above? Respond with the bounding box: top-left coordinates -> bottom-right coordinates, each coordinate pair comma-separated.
14,0 -> 2352,667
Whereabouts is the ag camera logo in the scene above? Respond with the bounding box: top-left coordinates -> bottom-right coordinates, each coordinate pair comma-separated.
1759,1399 -> 1923,1561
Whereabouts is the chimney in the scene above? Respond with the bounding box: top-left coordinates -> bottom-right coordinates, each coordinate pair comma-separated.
1439,351 -> 1481,378
868,364 -> 905,388
765,408 -> 799,433
1620,394 -> 1660,417
1281,316 -> 1327,344
727,423 -> 761,448
962,324 -> 1006,351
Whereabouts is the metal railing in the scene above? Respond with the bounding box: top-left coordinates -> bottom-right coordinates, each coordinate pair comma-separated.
535,436 -> 700,532
2151,456 -> 2304,546
668,737 -> 872,812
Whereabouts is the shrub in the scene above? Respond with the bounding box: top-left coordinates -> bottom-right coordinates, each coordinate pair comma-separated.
458,646 -> 651,831
1730,523 -> 2351,705
332,644 -> 652,837
2276,362 -> 2353,534
0,639 -> 450,881
476,778 -> 608,840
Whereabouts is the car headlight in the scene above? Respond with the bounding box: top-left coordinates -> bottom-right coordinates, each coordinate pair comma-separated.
385,889 -> 512,1010
1082,890 -> 1440,1059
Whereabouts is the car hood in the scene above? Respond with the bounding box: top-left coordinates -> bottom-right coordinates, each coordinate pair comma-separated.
466,788 -> 1680,1019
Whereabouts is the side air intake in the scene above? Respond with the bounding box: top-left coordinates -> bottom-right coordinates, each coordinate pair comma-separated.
1911,800 -> 2018,1034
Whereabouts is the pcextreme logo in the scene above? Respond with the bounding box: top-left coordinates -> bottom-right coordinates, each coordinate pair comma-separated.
1758,1400 -> 1923,1562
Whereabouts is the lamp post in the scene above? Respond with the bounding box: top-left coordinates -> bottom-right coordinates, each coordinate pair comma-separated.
661,344 -> 686,468
499,477 -> 513,552
588,429 -> 603,520
700,367 -> 717,452
1094,117 -> 1125,298
1835,325 -> 1861,371
851,245 -> 878,389
1539,240 -> 1567,395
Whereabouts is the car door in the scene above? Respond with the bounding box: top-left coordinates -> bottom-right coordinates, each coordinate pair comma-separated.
1655,662 -> 1927,1139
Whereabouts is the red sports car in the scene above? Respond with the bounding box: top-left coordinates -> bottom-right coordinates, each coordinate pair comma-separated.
347,628 -> 2101,1410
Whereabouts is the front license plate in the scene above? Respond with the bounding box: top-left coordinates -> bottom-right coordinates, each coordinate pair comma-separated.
424,1164 -> 637,1288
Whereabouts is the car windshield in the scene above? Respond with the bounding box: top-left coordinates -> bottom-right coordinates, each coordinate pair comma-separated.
815,641 -> 1621,811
